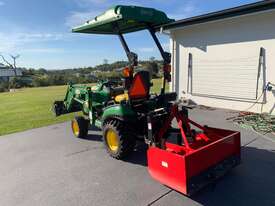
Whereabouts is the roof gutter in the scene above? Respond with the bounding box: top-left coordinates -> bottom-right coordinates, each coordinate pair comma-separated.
156,0 -> 275,32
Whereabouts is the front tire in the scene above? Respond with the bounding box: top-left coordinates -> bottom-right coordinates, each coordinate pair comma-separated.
71,116 -> 89,138
103,119 -> 135,159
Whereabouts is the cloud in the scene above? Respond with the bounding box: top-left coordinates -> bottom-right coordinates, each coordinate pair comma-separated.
115,0 -> 142,6
15,33 -> 65,42
0,32 -> 66,52
67,0 -> 108,27
21,48 -> 65,54
162,42 -> 170,51
65,10 -> 103,27
74,0 -> 107,7
81,0 -> 107,3
138,47 -> 155,52
168,1 -> 199,20
73,0 -> 141,7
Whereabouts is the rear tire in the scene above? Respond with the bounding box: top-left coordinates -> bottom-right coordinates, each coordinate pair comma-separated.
103,119 -> 136,159
71,116 -> 89,139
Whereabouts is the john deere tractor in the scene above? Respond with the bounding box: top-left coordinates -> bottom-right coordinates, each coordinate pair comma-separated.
54,5 -> 241,195
54,5 -> 176,159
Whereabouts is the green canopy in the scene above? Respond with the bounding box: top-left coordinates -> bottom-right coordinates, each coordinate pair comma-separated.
72,5 -> 174,34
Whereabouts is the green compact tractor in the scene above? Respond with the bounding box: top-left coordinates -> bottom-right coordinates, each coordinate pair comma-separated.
54,5 -> 241,196
54,5 -> 176,159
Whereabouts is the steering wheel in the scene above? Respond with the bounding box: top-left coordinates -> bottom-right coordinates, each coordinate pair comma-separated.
102,80 -> 122,89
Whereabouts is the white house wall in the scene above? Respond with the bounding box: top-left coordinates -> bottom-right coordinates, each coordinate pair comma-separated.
170,10 -> 275,114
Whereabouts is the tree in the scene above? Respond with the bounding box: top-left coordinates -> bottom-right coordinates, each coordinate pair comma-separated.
143,61 -> 159,78
10,54 -> 20,75
0,81 -> 9,92
37,68 -> 48,75
103,59 -> 108,65
0,53 -> 20,76
0,53 -> 21,90
0,54 -> 12,68
149,56 -> 156,62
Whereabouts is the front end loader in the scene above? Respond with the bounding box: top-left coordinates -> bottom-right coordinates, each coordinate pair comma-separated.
54,5 -> 241,196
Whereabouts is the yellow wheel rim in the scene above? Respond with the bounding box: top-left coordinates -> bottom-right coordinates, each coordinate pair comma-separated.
72,120 -> 80,136
106,129 -> 119,152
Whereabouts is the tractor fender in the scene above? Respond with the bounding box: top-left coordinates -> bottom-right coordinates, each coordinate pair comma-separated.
102,104 -> 137,125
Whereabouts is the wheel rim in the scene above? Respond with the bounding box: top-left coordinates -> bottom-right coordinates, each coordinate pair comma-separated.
106,129 -> 119,152
72,120 -> 80,136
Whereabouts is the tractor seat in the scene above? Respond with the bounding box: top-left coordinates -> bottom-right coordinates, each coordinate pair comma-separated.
115,71 -> 151,103
115,92 -> 129,102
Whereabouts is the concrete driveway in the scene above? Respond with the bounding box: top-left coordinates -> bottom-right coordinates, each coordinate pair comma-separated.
1,108 -> 275,206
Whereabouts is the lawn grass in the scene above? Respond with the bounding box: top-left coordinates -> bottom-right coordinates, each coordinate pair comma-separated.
0,78 -> 165,136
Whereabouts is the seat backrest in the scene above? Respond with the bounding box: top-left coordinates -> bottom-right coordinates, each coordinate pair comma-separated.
128,71 -> 151,100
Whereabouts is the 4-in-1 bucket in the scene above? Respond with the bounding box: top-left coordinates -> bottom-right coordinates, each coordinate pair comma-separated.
147,125 -> 241,195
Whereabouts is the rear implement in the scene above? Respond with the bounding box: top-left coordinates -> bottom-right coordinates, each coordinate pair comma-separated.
147,104 -> 241,195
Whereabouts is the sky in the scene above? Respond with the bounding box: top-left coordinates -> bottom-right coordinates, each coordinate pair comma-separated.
0,0 -> 259,70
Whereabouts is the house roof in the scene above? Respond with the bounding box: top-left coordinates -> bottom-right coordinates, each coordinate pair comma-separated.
159,0 -> 275,31
0,63 -> 8,69
0,68 -> 23,77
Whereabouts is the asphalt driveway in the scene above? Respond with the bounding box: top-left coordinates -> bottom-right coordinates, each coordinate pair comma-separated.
1,108 -> 275,206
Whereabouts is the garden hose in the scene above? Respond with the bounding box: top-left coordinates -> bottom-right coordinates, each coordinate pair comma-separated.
228,82 -> 275,134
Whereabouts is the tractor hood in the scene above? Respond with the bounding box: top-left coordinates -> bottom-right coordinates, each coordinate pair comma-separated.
72,5 -> 174,34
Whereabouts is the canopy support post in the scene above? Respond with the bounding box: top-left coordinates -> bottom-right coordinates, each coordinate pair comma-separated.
147,26 -> 171,94
117,32 -> 138,67
148,27 -> 170,64
118,32 -> 130,54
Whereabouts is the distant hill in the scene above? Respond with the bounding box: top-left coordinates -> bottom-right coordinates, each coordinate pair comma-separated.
0,59 -> 163,91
